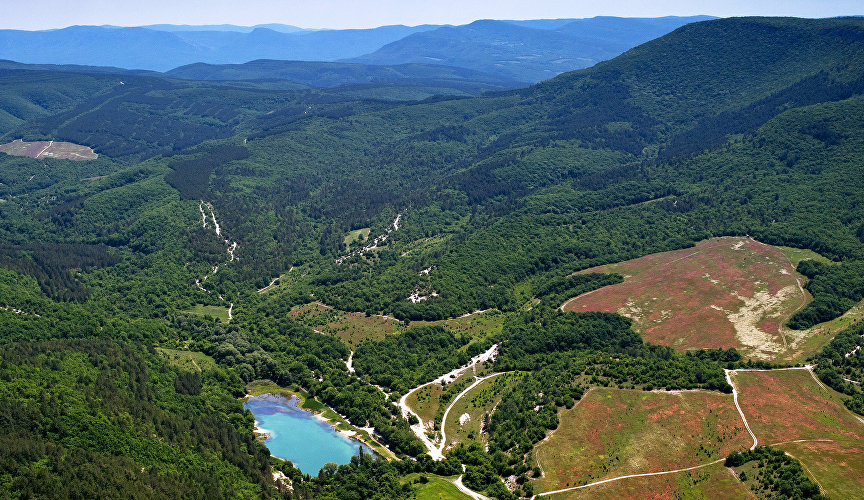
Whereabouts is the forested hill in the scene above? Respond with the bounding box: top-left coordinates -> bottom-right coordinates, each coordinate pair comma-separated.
164,60 -> 523,90
1,15 -> 864,499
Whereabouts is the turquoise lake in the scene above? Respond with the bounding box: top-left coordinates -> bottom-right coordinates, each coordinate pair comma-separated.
244,394 -> 370,474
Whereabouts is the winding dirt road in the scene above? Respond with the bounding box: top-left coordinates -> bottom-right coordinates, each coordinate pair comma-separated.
532,365 -> 831,498
439,371 -> 511,454
397,344 -> 499,460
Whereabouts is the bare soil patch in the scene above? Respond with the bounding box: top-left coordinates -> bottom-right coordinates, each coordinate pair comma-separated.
0,139 -> 97,160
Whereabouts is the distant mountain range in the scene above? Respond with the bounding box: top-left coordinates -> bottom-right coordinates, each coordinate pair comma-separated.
137,23 -> 312,33
163,60 -> 521,90
348,16 -> 715,81
0,59 -> 523,97
0,16 -> 714,80
0,24 -> 443,72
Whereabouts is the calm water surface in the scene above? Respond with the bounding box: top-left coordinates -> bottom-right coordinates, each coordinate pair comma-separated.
244,394 -> 370,474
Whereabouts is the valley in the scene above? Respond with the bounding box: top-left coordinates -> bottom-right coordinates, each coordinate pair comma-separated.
1,12 -> 864,500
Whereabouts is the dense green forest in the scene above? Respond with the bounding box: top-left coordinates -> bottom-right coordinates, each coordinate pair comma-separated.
1,15 -> 863,499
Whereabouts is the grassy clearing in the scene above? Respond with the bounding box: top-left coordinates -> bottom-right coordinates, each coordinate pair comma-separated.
790,298 -> 864,361
533,387 -> 750,494
290,302 -> 507,347
401,474 -> 470,500
157,348 -> 217,372
344,227 -> 371,247
782,440 -> 864,499
245,379 -> 396,459
290,302 -> 401,346
442,372 -> 525,450
182,304 -> 230,323
544,462 -> 749,499
775,246 -> 834,266
734,369 -> 864,443
734,369 -> 864,498
411,309 -> 507,344
563,236 -> 819,361
406,383 -> 444,424
398,234 -> 451,258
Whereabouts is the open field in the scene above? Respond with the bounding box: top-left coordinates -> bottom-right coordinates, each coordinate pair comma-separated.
733,369 -> 864,498
410,309 -> 506,343
405,382 -> 445,424
290,302 -> 401,346
534,387 -> 751,494
401,474 -> 470,500
775,246 -> 833,266
344,227 -> 371,247
562,237 -> 819,361
182,304 -> 231,323
442,371 -> 525,449
290,302 -> 505,347
157,348 -> 217,372
540,462 -> 751,500
0,139 -> 97,160
781,440 -> 864,499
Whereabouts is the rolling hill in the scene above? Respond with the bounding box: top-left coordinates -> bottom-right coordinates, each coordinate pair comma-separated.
164,59 -> 523,90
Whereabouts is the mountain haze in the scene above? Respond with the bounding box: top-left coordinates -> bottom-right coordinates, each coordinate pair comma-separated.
0,16 -> 712,79
0,24 -> 443,71
348,16 -> 715,81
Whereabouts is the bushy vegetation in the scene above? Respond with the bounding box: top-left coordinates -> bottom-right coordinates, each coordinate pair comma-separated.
788,260 -> 864,329
813,322 -> 864,415
353,326 -> 477,393
725,446 -> 825,499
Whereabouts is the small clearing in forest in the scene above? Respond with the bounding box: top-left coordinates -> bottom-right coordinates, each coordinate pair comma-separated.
0,139 -> 97,160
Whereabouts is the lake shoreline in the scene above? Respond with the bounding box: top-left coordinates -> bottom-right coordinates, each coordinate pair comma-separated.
243,380 -> 391,460
244,392 -> 373,472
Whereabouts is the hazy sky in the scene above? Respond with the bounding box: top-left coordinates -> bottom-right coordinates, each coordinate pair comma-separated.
2,0 -> 861,30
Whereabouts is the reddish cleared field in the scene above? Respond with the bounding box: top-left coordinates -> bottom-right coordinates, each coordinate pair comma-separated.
733,369 -> 864,498
733,369 -> 864,443
562,237 -> 811,360
543,462 -> 751,500
534,388 -> 750,494
0,139 -> 97,160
